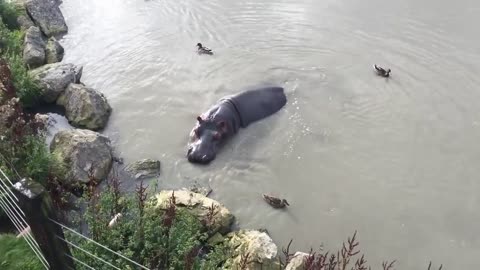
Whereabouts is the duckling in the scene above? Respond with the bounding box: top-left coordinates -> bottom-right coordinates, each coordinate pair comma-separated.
373,64 -> 391,77
262,194 -> 289,209
197,43 -> 213,55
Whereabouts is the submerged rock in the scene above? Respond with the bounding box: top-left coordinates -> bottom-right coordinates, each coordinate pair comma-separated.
57,83 -> 111,130
25,0 -> 68,37
153,190 -> 234,235
185,184 -> 212,197
45,37 -> 64,64
124,159 -> 160,179
29,63 -> 83,103
23,26 -> 46,68
50,129 -> 113,184
182,180 -> 212,197
285,252 -> 310,270
222,230 -> 280,270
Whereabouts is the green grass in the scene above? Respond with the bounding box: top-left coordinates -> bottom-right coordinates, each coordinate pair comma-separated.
0,234 -> 44,270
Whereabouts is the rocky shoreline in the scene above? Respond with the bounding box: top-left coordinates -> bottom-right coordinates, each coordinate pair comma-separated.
8,0 -> 307,268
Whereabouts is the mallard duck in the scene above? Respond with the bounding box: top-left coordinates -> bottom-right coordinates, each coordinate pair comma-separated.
197,43 -> 213,55
262,194 -> 289,209
373,64 -> 391,77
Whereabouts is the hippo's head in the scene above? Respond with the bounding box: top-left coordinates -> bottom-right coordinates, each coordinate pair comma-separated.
187,116 -> 227,164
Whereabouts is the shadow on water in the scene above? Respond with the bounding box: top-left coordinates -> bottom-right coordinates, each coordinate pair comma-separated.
24,102 -> 66,116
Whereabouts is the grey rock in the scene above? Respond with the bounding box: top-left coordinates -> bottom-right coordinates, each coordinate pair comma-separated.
57,84 -> 111,130
50,129 -> 113,184
29,63 -> 83,103
73,65 -> 83,83
25,0 -> 68,37
222,230 -> 280,270
124,159 -> 160,179
45,37 -> 64,64
17,14 -> 35,30
23,26 -> 46,69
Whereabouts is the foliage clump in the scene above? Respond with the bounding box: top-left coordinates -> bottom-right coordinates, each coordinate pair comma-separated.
0,0 -> 63,226
0,0 -> 42,107
68,175 -> 231,270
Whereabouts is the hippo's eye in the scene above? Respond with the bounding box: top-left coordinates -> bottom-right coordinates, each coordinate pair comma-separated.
213,132 -> 221,140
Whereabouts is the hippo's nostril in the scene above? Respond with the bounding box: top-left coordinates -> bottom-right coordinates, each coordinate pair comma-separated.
187,147 -> 193,156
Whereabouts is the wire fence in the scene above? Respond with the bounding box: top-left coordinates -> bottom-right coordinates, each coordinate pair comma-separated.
51,218 -> 151,270
0,169 -> 50,269
0,168 -> 151,270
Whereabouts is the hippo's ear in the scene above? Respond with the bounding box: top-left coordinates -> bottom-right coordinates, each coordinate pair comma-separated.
197,116 -> 203,123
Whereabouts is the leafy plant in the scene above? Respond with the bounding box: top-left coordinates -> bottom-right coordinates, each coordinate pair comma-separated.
67,173 -> 227,270
0,3 -> 41,107
281,233 -> 443,270
6,52 -> 42,107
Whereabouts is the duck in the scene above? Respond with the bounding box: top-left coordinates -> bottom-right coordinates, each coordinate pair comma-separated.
197,43 -> 213,55
262,194 -> 289,209
373,64 -> 391,77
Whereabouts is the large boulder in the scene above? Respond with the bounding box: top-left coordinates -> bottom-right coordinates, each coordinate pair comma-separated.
50,129 -> 113,184
285,252 -> 310,270
17,14 -> 35,30
153,190 -> 234,235
57,83 -> 111,130
29,63 -> 83,103
25,0 -> 68,37
23,26 -> 46,68
45,37 -> 64,64
222,230 -> 280,270
124,159 -> 160,179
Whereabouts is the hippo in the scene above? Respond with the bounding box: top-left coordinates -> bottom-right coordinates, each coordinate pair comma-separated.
187,86 -> 287,164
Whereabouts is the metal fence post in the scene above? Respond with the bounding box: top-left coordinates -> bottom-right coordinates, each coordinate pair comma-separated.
13,178 -> 75,270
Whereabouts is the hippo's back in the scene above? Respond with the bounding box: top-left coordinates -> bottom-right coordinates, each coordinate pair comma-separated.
228,86 -> 287,127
